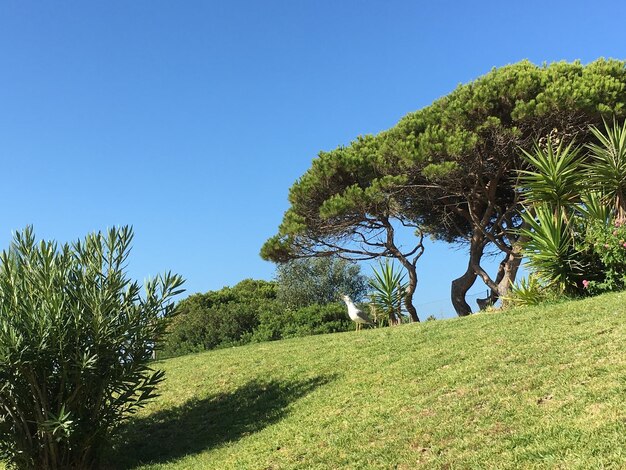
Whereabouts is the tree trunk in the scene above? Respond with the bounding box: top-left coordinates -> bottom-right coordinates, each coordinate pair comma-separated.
494,239 -> 525,303
476,250 -> 521,309
496,244 -> 523,297
402,261 -> 420,322
451,267 -> 477,316
451,233 -> 485,316
476,230 -> 527,309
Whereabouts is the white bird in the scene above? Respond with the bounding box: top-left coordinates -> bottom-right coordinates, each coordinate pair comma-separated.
340,294 -> 372,332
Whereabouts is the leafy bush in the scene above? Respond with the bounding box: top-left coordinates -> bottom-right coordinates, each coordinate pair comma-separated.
504,274 -> 551,307
518,121 -> 626,299
160,279 -> 278,358
251,303 -> 352,342
520,203 -> 584,293
161,259 -> 369,358
161,302 -> 265,356
276,258 -> 368,308
162,287 -> 353,357
581,219 -> 626,295
0,227 -> 183,469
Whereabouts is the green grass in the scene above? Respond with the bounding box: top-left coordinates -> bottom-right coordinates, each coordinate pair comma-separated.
101,292 -> 626,467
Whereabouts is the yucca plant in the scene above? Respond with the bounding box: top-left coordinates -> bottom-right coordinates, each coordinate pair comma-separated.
586,118 -> 626,221
0,227 -> 184,469
518,137 -> 584,221
369,259 -> 407,326
520,203 -> 583,293
503,274 -> 547,307
517,136 -> 590,293
578,190 -> 612,223
516,120 -> 626,298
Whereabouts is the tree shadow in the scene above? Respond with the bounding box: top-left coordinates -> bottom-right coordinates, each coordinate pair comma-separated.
106,374 -> 335,468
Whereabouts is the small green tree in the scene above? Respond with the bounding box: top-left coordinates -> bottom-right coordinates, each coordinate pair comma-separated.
260,134 -> 426,322
518,138 -> 584,220
275,257 -> 368,309
369,259 -> 409,325
520,202 -> 583,292
0,226 -> 184,469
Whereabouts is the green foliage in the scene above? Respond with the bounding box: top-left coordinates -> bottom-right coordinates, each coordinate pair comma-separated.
518,136 -> 590,293
521,204 -> 583,292
421,161 -> 460,181
275,257 -> 367,308
504,274 -> 550,307
270,135 -> 403,247
251,303 -> 352,342
160,280 -> 278,357
518,138 -> 584,215
160,262 -> 365,358
518,119 -> 626,298
0,227 -> 184,469
586,118 -> 626,218
581,219 -> 626,295
579,190 -> 612,223
368,259 -> 407,325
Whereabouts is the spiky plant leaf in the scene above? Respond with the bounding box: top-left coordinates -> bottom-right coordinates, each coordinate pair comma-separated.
586,118 -> 626,219
518,137 -> 584,214
369,259 -> 407,325
520,204 -> 583,292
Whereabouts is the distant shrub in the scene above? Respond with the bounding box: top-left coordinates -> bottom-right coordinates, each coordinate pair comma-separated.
161,279 -> 359,357
276,258 -> 368,308
161,258 -> 372,358
252,303 -> 352,342
160,279 -> 278,358
162,303 -> 262,355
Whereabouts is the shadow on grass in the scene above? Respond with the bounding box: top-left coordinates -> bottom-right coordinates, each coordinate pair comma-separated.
107,375 -> 335,468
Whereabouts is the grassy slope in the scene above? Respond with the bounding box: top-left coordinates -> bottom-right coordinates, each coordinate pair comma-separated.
106,292 -> 626,469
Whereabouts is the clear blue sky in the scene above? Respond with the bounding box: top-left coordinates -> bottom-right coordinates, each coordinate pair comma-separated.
1,1 -> 624,317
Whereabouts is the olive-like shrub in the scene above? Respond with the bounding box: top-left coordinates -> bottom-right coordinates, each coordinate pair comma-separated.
0,227 -> 184,469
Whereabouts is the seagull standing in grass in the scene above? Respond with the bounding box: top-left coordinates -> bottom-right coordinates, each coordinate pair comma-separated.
340,295 -> 371,331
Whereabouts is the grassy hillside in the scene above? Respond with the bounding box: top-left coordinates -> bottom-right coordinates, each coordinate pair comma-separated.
105,292 -> 626,469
